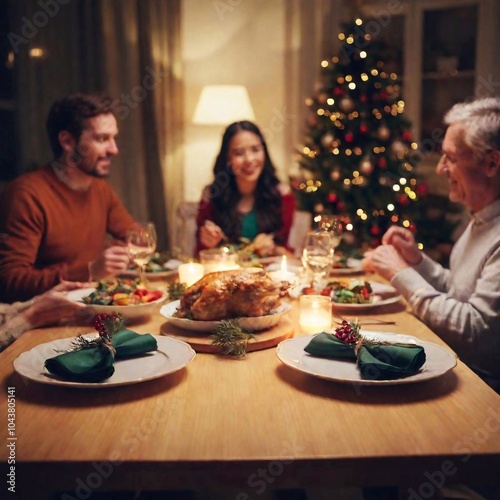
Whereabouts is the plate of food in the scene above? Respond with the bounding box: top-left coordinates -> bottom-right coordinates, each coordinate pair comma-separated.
276,331 -> 457,385
160,268 -> 292,332
13,335 -> 195,389
161,301 -> 292,332
329,257 -> 364,276
120,254 -> 181,279
67,278 -> 168,319
325,280 -> 402,311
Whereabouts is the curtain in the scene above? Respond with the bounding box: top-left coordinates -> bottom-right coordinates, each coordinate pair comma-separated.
10,0 -> 182,251
283,0 -> 344,164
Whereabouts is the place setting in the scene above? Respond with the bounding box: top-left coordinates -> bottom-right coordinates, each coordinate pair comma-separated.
12,313 -> 196,389
276,296 -> 457,386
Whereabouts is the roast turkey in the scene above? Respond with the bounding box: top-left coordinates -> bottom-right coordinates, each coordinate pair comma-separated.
174,269 -> 289,321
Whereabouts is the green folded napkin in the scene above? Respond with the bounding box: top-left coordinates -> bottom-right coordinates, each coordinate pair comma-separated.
44,330 -> 158,383
304,332 -> 426,380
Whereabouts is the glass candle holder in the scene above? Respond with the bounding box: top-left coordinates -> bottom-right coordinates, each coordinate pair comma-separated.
178,262 -> 204,287
299,295 -> 332,334
199,248 -> 239,274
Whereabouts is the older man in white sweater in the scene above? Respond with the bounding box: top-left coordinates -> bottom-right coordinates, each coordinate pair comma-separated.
363,97 -> 500,392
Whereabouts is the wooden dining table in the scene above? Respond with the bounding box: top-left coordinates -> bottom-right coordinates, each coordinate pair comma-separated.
1,274 -> 499,499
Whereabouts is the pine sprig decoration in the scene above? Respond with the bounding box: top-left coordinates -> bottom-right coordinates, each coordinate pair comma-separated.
63,313 -> 124,352
168,281 -> 187,300
210,320 -> 255,357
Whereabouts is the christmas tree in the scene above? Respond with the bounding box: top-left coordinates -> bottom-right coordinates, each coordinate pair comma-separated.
292,19 -> 444,253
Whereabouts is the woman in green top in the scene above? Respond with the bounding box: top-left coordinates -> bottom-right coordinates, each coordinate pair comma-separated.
195,121 -> 295,257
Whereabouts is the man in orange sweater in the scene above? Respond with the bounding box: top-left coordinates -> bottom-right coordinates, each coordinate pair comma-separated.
0,92 -> 136,302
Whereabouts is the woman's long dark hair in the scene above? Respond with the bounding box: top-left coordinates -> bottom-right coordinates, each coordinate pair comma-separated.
208,121 -> 284,244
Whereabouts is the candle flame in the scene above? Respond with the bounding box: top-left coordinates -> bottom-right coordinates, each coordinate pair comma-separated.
280,255 -> 287,272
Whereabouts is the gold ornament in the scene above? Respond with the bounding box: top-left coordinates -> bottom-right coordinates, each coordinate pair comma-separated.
378,125 -> 390,140
360,158 -> 374,175
321,133 -> 335,148
330,168 -> 341,181
339,96 -> 355,112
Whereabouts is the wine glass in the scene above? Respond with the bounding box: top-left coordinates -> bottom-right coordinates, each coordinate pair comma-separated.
301,231 -> 334,292
317,215 -> 343,264
126,222 -> 157,283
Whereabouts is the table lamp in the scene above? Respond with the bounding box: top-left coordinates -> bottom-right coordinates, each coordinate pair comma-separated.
192,85 -> 256,125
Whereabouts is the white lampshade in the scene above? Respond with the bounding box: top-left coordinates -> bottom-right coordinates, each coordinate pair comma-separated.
192,85 -> 256,125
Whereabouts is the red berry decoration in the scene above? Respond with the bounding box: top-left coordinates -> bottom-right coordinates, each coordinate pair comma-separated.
334,320 -> 361,344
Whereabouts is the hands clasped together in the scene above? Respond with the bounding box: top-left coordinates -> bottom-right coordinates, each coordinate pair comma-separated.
362,226 -> 423,281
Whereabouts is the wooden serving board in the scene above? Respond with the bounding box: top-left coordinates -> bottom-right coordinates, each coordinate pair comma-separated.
160,315 -> 294,354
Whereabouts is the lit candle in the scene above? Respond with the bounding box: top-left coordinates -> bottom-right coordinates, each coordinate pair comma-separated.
269,255 -> 297,284
178,263 -> 204,287
299,295 -> 332,334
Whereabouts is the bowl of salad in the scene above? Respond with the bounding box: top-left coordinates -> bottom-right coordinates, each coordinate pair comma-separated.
66,278 -> 167,319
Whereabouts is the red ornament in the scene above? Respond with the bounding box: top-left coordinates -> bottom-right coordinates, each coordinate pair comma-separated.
416,183 -> 428,195
379,90 -> 388,99
398,194 -> 409,205
328,193 -> 338,203
370,226 -> 381,236
337,202 -> 345,211
333,87 -> 343,96
345,132 -> 354,143
402,130 -> 412,141
409,222 -> 417,233
359,94 -> 368,104
378,157 -> 387,168
359,123 -> 368,134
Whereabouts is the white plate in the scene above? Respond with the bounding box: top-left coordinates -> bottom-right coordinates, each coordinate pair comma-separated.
13,335 -> 196,388
329,258 -> 364,276
67,288 -> 168,319
160,300 -> 292,332
331,282 -> 402,311
276,331 -> 457,385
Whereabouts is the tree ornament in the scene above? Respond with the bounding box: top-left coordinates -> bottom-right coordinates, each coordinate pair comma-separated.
359,123 -> 369,134
344,132 -> 354,143
416,183 -> 428,195
307,113 -> 318,127
339,96 -> 355,112
314,203 -> 325,213
328,193 -> 338,203
409,222 -> 417,233
391,140 -> 406,155
321,133 -> 335,148
402,130 -> 412,141
343,231 -> 355,245
330,168 -> 341,181
377,125 -> 390,141
398,194 -> 409,205
359,94 -> 368,104
370,226 -> 381,236
360,158 -> 374,175
333,86 -> 343,97
378,157 -> 387,168
318,93 -> 329,104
